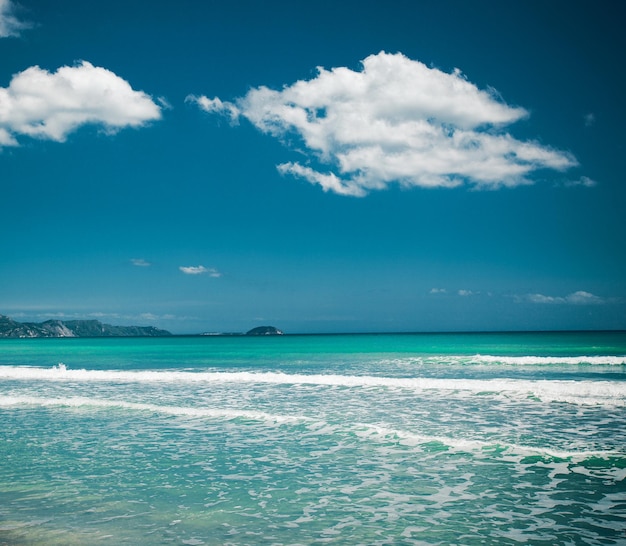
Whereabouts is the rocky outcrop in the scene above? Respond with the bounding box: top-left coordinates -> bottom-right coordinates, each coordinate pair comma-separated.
0,314 -> 171,338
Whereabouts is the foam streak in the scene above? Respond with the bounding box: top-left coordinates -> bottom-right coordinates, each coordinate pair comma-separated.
0,395 -> 619,461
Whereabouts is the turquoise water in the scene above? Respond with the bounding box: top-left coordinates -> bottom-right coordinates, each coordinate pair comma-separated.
1,332 -> 625,545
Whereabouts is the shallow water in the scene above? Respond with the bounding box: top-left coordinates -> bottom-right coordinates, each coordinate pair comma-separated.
1,332 -> 625,544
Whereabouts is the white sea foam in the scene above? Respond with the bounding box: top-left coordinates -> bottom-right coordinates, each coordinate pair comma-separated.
1,365 -> 624,406
1,395 -> 619,461
0,395 -> 307,424
382,355 -> 626,366
0,365 -> 624,406
469,355 -> 626,366
349,423 -> 622,460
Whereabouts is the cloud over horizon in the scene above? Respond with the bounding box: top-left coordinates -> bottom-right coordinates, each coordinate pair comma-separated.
190,51 -> 578,196
458,289 -> 476,297
11,310 -> 185,324
0,61 -> 161,146
179,265 -> 222,277
521,291 -> 605,305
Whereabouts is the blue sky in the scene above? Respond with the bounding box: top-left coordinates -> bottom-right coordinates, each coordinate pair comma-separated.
1,0 -> 625,334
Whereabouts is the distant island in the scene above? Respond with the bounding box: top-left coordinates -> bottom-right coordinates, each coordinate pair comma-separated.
246,326 -> 284,336
201,326 -> 285,336
0,314 -> 172,338
0,314 -> 285,338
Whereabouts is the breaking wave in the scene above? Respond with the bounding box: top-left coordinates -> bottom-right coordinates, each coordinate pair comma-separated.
0,364 -> 624,406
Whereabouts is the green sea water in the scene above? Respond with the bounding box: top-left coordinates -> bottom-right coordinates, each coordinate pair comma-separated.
1,332 -> 625,545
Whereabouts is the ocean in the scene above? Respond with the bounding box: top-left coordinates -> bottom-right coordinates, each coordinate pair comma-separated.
0,332 -> 625,545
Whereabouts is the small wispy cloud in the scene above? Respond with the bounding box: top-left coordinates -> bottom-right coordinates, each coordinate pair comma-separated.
0,0 -> 30,38
157,96 -> 173,110
137,312 -> 179,321
458,289 -> 475,297
429,288 -> 447,294
186,95 -> 240,124
131,258 -> 151,267
191,51 -> 579,196
584,113 -> 595,127
563,176 -> 597,188
179,265 -> 222,277
23,311 -> 123,321
18,311 -> 190,323
520,291 -> 605,305
0,61 -> 161,147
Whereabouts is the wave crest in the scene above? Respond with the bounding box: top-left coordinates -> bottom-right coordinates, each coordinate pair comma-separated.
0,365 -> 624,406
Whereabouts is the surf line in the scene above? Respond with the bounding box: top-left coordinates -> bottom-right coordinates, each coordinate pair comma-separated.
1,366 -> 624,406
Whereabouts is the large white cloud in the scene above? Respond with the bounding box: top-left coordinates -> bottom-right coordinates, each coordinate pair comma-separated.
0,0 -> 28,38
189,51 -> 578,196
0,61 -> 162,146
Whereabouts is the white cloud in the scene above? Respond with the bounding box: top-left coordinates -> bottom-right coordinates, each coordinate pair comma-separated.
525,293 -> 556,304
0,0 -> 29,38
429,288 -> 447,294
0,61 -> 161,146
29,311 -> 185,323
524,291 -> 605,305
186,94 -> 240,123
277,162 -> 367,197
131,258 -> 151,267
458,289 -> 475,297
0,126 -> 17,146
563,176 -> 597,188
191,51 -> 578,196
179,265 -> 222,277
565,291 -> 605,305
584,113 -> 595,127
157,96 -> 173,110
